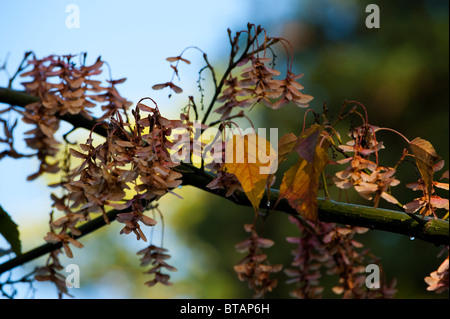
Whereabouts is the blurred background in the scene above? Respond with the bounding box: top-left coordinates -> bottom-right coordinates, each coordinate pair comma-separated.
0,0 -> 448,298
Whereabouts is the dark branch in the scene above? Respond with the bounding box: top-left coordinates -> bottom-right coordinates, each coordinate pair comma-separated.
0,206 -> 131,275
0,86 -> 448,277
180,164 -> 449,246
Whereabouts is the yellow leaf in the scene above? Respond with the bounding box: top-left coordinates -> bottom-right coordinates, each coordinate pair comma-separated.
223,133 -> 277,209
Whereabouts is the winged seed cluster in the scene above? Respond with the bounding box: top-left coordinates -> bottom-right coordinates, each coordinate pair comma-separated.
20,54 -> 132,180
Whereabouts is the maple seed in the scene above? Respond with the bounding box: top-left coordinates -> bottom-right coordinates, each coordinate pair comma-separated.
166,56 -> 191,64
152,82 -> 183,94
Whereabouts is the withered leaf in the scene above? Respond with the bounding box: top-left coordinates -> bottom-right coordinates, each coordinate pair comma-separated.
410,137 -> 441,197
294,124 -> 322,163
278,133 -> 297,164
278,137 -> 329,221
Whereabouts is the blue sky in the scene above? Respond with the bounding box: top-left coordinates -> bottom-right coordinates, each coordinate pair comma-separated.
0,0 -> 297,298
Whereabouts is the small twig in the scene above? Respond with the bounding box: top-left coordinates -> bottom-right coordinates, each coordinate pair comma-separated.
321,171 -> 330,198
8,51 -> 33,89
188,96 -> 199,121
0,270 -> 35,299
201,28 -> 260,125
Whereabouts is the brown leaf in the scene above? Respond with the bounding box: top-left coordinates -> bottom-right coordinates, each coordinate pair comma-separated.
278,137 -> 329,221
294,124 -> 322,163
278,133 -> 297,164
410,137 -> 441,197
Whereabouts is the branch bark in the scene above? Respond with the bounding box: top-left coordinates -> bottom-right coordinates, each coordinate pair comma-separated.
0,86 -> 448,276
0,205 -> 132,275
180,165 -> 449,246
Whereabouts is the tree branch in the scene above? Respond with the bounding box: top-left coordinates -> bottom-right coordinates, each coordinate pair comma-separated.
0,205 -> 133,276
180,164 -> 449,246
0,86 -> 448,276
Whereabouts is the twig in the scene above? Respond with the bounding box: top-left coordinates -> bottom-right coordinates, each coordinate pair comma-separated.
8,51 -> 33,89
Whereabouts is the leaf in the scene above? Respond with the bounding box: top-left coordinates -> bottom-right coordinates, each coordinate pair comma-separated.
278,133 -> 297,164
294,124 -> 322,163
278,130 -> 329,221
222,133 -> 277,209
410,137 -> 441,197
0,205 -> 21,256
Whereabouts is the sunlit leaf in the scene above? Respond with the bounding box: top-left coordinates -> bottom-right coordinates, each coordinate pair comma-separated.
223,133 -> 277,209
